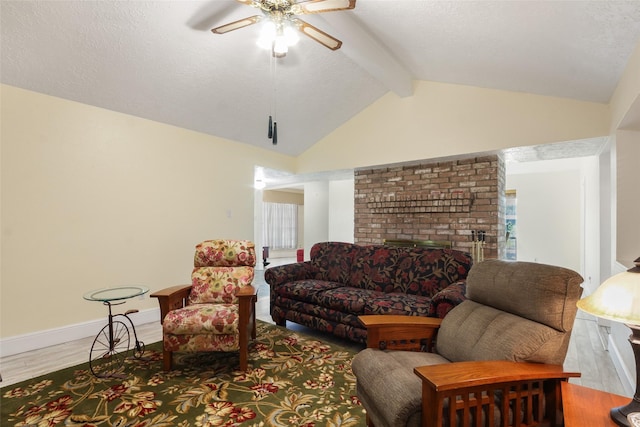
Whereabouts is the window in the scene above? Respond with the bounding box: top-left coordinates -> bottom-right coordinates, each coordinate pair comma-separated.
262,202 -> 298,250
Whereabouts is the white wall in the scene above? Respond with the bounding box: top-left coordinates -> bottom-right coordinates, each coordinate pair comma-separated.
297,205 -> 304,248
303,181 -> 329,260
299,179 -> 354,260
328,179 -> 355,243
506,157 -> 599,278
581,156 -> 601,295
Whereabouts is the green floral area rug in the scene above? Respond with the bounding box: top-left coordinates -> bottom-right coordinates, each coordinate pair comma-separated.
1,321 -> 366,427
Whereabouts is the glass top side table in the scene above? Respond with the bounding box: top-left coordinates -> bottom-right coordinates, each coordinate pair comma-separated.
83,285 -> 149,303
84,285 -> 149,378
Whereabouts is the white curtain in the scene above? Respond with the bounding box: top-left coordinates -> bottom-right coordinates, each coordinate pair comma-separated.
262,202 -> 298,250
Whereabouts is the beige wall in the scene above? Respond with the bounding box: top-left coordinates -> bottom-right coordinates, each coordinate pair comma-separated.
615,129 -> 640,268
609,41 -> 640,269
297,80 -> 610,173
0,85 -> 295,338
610,42 -> 640,133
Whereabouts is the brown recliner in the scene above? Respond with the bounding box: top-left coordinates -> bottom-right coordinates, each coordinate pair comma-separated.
351,259 -> 584,427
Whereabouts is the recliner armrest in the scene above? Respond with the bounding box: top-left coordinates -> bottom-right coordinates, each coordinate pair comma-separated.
150,284 -> 192,323
236,284 -> 257,298
414,361 -> 581,427
359,315 -> 442,351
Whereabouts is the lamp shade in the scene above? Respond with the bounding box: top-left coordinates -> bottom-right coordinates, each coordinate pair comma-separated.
577,269 -> 640,325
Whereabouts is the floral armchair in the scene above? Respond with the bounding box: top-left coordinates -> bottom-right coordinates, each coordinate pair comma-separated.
151,240 -> 257,371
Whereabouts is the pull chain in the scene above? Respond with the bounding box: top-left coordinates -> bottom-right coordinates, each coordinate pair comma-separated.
267,49 -> 274,139
267,46 -> 279,145
272,52 -> 278,145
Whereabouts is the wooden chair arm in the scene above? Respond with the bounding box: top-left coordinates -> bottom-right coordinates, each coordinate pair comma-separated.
237,284 -> 257,298
237,284 -> 257,327
150,284 -> 192,323
359,315 -> 442,351
414,361 -> 581,427
414,361 -> 579,390
150,283 -> 257,324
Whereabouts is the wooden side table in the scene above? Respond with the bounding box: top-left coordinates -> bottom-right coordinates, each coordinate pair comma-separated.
562,382 -> 630,426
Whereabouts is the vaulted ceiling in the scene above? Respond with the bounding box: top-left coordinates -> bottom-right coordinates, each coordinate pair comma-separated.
3,1 -> 640,157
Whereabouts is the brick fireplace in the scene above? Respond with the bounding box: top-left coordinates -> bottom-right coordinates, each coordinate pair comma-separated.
354,155 -> 505,259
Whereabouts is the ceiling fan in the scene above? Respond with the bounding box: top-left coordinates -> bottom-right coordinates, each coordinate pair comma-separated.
211,0 -> 356,57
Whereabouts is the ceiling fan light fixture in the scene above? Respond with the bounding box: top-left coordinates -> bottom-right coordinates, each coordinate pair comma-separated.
273,35 -> 289,55
283,24 -> 299,46
257,20 -> 277,49
258,19 -> 297,54
213,0 -> 355,54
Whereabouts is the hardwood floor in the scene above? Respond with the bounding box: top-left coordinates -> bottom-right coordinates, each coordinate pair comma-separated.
0,260 -> 630,398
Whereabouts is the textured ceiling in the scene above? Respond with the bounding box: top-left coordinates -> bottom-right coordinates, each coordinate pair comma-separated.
3,1 -> 640,157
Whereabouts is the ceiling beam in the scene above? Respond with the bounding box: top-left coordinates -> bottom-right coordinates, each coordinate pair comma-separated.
305,12 -> 414,98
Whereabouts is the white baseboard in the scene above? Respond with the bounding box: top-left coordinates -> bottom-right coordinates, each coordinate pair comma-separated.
613,261 -> 627,275
0,307 -> 160,358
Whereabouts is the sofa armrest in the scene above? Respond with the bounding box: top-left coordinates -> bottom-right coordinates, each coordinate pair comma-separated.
264,261 -> 317,287
150,284 -> 192,323
359,315 -> 442,351
428,280 -> 467,318
414,361 -> 581,427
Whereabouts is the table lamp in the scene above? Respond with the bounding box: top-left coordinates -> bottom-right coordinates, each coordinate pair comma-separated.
577,258 -> 640,427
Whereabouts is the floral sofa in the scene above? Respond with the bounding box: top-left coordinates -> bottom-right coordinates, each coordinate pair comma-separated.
264,241 -> 473,344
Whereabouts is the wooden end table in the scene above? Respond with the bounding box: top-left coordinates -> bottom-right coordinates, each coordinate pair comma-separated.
562,382 -> 631,426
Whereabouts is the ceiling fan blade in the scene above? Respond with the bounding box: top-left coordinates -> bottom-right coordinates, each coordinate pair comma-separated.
291,18 -> 342,50
211,15 -> 262,34
292,0 -> 356,14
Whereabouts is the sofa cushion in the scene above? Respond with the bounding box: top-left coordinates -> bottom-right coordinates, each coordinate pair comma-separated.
364,293 -> 432,316
309,242 -> 356,283
349,245 -> 401,291
465,259 -> 583,332
273,279 -> 343,304
436,300 -> 570,365
392,248 -> 472,296
314,287 -> 383,314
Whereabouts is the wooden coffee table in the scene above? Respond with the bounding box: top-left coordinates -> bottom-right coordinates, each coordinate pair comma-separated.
562,382 -> 630,426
